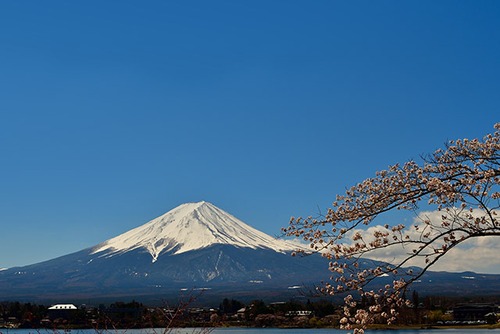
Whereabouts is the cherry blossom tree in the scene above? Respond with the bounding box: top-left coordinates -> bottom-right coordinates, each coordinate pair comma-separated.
283,123 -> 500,332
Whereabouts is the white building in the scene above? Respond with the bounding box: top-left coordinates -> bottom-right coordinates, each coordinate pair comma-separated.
48,304 -> 77,310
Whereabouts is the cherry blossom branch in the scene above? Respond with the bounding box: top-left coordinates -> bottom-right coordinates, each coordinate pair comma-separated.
283,123 -> 500,330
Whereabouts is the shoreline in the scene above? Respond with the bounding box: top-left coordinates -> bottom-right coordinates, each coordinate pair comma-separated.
4,324 -> 500,331
365,324 -> 500,330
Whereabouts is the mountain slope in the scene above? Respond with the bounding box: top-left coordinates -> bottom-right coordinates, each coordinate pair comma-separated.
0,245 -> 334,302
92,201 -> 298,262
0,201 -> 329,301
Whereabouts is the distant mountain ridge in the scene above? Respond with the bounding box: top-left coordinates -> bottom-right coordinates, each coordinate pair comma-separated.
1,201 -> 500,303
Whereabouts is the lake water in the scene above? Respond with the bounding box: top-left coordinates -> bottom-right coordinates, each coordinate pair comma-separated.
2,329 -> 500,334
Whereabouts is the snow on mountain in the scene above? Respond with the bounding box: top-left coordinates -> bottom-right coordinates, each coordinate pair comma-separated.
92,201 -> 300,262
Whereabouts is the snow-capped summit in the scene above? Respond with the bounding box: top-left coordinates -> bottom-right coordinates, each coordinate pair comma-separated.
92,201 -> 299,262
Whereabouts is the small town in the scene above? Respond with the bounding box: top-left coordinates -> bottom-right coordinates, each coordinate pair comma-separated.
1,296 -> 500,330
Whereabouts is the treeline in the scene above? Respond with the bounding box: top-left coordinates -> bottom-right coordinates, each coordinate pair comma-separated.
1,293 -> 499,329
0,301 -> 47,327
0,298 -> 339,329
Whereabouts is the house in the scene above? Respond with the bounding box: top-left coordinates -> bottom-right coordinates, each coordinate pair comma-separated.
48,304 -> 78,310
452,303 -> 498,322
236,307 -> 246,320
47,304 -> 78,320
285,310 -> 313,317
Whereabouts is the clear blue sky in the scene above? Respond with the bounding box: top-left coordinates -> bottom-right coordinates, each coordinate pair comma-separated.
1,1 -> 499,270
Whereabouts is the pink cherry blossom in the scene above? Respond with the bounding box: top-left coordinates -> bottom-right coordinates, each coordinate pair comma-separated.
283,123 -> 500,328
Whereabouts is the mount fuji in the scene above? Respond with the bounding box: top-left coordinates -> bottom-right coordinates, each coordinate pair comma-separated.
91,201 -> 299,262
2,201 -> 500,303
0,201 -> 333,302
